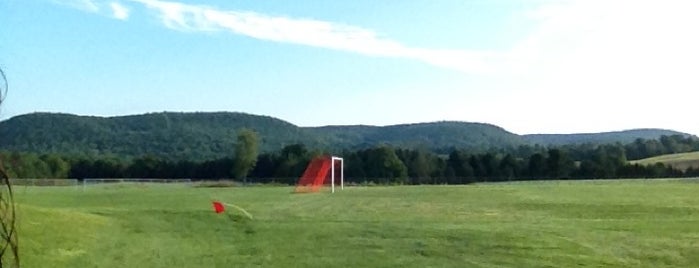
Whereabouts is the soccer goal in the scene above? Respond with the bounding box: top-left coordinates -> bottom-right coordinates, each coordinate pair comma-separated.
294,155 -> 343,193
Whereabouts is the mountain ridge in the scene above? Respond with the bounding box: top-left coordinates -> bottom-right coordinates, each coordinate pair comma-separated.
0,112 -> 692,160
523,128 -> 691,146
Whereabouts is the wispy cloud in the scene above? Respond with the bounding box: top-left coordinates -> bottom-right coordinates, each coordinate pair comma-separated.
59,0 -> 699,80
53,0 -> 99,13
110,2 -> 130,20
127,0 -> 499,74
53,0 -> 502,74
55,0 -> 130,20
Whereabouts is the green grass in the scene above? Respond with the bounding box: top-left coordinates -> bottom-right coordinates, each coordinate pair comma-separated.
13,180 -> 699,267
631,151 -> 699,170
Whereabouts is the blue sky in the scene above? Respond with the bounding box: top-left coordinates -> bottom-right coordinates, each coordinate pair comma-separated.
2,0 -> 698,135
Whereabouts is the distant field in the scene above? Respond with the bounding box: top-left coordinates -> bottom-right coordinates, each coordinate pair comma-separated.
630,151 -> 699,170
14,180 -> 699,267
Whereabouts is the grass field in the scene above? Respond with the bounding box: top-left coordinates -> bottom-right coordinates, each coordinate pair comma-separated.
631,151 -> 699,171
13,180 -> 699,267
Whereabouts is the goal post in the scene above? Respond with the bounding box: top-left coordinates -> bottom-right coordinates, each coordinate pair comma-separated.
295,155 -> 344,193
331,156 -> 344,193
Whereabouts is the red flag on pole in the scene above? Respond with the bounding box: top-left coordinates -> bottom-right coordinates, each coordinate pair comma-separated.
212,201 -> 225,213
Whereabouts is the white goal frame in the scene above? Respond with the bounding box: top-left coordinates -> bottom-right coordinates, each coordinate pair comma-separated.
330,156 -> 344,193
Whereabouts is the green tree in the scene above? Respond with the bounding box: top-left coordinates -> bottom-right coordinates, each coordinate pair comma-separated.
40,154 -> 70,178
397,149 -> 432,184
232,129 -> 259,180
527,153 -> 546,178
497,154 -> 519,180
364,146 -> 408,183
545,149 -> 575,179
446,150 -> 474,183
343,151 -> 366,181
128,156 -> 163,178
4,152 -> 51,178
274,144 -> 310,180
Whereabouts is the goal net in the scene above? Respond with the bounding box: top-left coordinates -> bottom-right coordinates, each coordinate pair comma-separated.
294,155 -> 343,193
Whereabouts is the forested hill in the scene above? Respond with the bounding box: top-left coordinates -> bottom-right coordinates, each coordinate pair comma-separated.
523,129 -> 690,146
0,112 -> 521,160
0,112 -> 692,161
0,112 -> 316,160
307,122 -> 523,151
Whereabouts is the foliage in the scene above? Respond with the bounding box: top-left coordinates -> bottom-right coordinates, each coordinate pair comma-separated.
3,113 -> 690,162
231,129 -> 259,180
358,146 -> 408,183
524,129 -> 690,146
1,112 -> 699,183
308,121 -> 526,153
1,141 -> 696,183
0,112 -> 314,161
625,135 -> 699,160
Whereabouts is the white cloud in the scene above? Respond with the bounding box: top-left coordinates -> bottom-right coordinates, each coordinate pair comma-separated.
54,0 -> 130,20
110,2 -> 130,20
60,0 -> 698,80
55,0 -> 505,74
130,0 -> 499,74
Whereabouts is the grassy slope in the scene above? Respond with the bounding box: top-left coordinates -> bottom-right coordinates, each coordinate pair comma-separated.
630,151 -> 699,170
14,181 -> 699,267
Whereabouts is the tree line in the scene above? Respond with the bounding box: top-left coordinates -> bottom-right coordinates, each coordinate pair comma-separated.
2,134 -> 698,184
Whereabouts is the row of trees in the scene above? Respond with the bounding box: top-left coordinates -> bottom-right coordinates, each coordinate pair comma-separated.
2,141 -> 697,184
624,135 -> 699,160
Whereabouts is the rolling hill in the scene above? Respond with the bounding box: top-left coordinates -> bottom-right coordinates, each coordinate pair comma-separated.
307,121 -> 524,152
0,112 -> 692,160
523,129 -> 690,146
0,112 -> 316,160
0,112 -> 522,160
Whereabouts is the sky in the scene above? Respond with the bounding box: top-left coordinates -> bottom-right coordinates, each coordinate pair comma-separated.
1,0 -> 698,135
